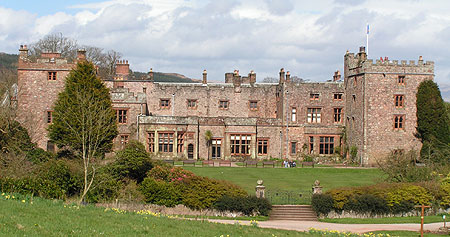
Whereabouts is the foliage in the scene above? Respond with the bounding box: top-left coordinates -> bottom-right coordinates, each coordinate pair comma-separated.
377,150 -> 437,183
147,165 -> 194,182
85,167 -> 122,203
311,194 -> 334,215
139,177 -> 181,207
113,140 -> 153,183
48,60 -> 118,203
416,80 -> 450,162
344,194 -> 389,215
439,183 -> 450,208
25,147 -> 55,164
213,195 -> 272,216
0,119 -> 34,155
204,130 -> 212,160
350,146 -> 358,162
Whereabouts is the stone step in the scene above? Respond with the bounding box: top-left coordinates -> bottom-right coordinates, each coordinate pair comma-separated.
269,205 -> 317,221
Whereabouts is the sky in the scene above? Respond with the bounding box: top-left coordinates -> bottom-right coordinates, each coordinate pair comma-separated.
0,0 -> 449,100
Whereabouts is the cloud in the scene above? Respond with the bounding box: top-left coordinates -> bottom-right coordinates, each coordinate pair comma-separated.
0,0 -> 449,89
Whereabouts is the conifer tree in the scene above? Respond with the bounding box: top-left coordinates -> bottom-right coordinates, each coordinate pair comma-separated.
48,61 -> 118,203
416,80 -> 450,162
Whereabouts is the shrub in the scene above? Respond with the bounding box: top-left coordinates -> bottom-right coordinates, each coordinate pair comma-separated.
26,148 -> 54,164
213,195 -> 272,216
147,165 -> 194,183
345,194 -> 389,216
35,159 -> 81,199
139,177 -> 181,207
85,167 -> 122,203
385,184 -> 432,208
113,141 -> 153,183
311,194 -> 334,216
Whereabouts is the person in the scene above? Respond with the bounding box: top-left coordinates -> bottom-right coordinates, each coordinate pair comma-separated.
292,161 -> 296,168
283,160 -> 288,168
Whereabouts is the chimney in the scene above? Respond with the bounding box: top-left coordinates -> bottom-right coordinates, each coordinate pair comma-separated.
279,68 -> 285,84
116,60 -> 130,77
286,71 -> 290,82
418,56 -> 423,63
77,49 -> 86,61
19,45 -> 28,59
249,70 -> 256,85
333,70 -> 341,81
225,72 -> 234,83
358,46 -> 367,60
202,69 -> 207,84
233,70 -> 241,87
41,52 -> 61,59
148,68 -> 154,82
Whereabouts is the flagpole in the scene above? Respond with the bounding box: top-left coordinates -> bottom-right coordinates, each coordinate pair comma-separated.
366,23 -> 369,55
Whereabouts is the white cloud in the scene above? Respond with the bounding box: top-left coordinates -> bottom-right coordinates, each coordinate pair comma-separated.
0,0 -> 449,90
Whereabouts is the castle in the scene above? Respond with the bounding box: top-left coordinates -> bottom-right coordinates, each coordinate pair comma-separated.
15,45 -> 434,165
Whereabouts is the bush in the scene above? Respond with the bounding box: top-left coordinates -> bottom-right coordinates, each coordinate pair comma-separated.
147,165 -> 194,183
213,195 -> 272,216
113,141 -> 153,183
85,167 -> 122,203
26,148 -> 54,164
311,194 -> 334,216
344,194 -> 389,216
35,159 -> 81,199
139,177 -> 181,207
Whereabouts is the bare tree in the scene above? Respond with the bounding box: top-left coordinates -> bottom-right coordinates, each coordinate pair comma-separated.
29,33 -> 78,60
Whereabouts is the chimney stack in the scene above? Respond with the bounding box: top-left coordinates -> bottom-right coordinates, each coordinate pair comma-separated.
19,45 -> 28,59
77,49 -> 86,61
202,69 -> 207,84
286,71 -> 290,82
116,60 -> 130,77
249,70 -> 256,85
333,70 -> 341,81
279,68 -> 285,84
148,68 -> 154,82
233,70 -> 241,87
358,46 -> 367,60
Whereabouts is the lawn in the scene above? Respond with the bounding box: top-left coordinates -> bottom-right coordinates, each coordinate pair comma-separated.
183,167 -> 385,204
0,193 -> 308,237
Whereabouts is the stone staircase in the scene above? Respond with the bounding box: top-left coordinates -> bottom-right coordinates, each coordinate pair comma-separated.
269,205 -> 318,221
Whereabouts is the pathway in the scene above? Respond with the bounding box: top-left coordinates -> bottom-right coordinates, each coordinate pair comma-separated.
206,219 -> 446,234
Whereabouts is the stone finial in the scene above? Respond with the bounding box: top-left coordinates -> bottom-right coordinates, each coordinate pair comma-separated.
257,180 -> 263,185
312,180 -> 322,194
202,69 -> 207,84
255,180 -> 265,198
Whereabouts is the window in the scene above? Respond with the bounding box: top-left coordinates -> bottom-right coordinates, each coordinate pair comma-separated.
334,108 -> 342,123
394,115 -> 405,130
319,136 -> 334,155
143,87 -> 147,93
290,142 -> 297,155
309,136 -> 314,154
291,107 -> 297,122
398,76 -> 405,85
307,108 -> 321,123
119,134 -> 129,149
47,111 -> 53,124
310,93 -> 319,100
249,101 -> 258,110
158,132 -> 174,153
392,149 -> 405,156
395,95 -> 404,108
115,109 -> 128,124
352,94 -> 356,102
257,138 -> 268,155
177,132 -> 185,153
160,99 -> 170,109
334,93 -> 343,100
47,71 -> 57,80
187,99 -> 197,109
219,100 -> 229,109
212,139 -> 222,159
148,132 -> 155,152
230,134 -> 251,155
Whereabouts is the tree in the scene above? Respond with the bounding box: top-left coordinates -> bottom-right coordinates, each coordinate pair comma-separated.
204,130 -> 212,160
416,80 -> 450,162
113,140 -> 153,183
48,61 -> 118,203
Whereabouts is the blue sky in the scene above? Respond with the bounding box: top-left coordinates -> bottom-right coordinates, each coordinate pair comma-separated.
0,0 -> 449,100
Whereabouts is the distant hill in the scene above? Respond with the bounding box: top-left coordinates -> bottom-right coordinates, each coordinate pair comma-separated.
0,53 -> 196,83
132,71 -> 197,83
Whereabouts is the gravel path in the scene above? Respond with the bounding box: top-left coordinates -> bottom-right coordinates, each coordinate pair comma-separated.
206,219 -> 446,234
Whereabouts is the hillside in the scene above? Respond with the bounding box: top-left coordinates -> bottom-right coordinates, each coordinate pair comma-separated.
0,53 -> 196,83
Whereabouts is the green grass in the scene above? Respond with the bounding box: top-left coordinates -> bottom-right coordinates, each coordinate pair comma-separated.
322,214 -> 449,224
183,167 -> 384,204
0,193 -> 310,236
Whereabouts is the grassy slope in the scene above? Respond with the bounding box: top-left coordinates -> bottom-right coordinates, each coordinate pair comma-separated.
183,167 -> 384,200
0,194 -> 307,237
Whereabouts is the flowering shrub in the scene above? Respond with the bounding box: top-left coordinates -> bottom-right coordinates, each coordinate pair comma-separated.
147,165 -> 194,183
